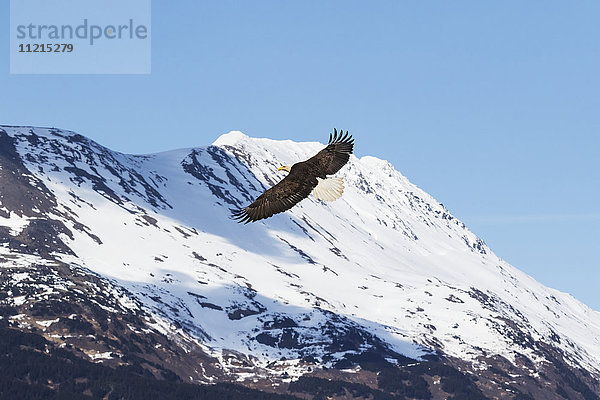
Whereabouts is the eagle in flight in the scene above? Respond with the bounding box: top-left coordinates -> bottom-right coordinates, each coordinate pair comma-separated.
232,129 -> 354,223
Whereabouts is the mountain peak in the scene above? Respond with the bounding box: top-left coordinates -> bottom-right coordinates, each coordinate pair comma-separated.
360,155 -> 393,169
212,130 -> 249,147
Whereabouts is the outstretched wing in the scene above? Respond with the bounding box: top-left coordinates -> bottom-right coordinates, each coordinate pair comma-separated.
306,128 -> 354,176
232,173 -> 317,223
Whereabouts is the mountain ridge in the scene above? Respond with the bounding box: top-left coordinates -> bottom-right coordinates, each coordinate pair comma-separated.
1,125 -> 599,399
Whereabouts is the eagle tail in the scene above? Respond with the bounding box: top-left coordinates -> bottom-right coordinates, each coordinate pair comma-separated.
312,177 -> 344,202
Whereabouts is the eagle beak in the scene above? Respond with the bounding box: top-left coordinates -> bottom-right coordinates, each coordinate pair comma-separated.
277,166 -> 286,171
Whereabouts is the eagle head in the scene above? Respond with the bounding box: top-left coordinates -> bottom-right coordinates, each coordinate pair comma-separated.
277,165 -> 292,172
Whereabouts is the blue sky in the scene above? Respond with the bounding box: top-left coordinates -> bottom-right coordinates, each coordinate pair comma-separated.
1,1 -> 599,310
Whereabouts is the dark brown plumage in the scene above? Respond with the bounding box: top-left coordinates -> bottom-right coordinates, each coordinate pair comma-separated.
232,129 -> 354,223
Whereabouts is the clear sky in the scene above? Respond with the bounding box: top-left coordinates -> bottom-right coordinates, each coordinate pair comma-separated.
1,1 -> 599,310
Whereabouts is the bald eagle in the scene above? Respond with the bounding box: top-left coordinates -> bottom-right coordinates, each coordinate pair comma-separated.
232,129 -> 354,223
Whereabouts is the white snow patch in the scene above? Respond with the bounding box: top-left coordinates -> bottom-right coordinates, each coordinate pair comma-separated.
36,318 -> 60,327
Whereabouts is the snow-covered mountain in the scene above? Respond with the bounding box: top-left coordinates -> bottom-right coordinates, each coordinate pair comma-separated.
1,125 -> 599,399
